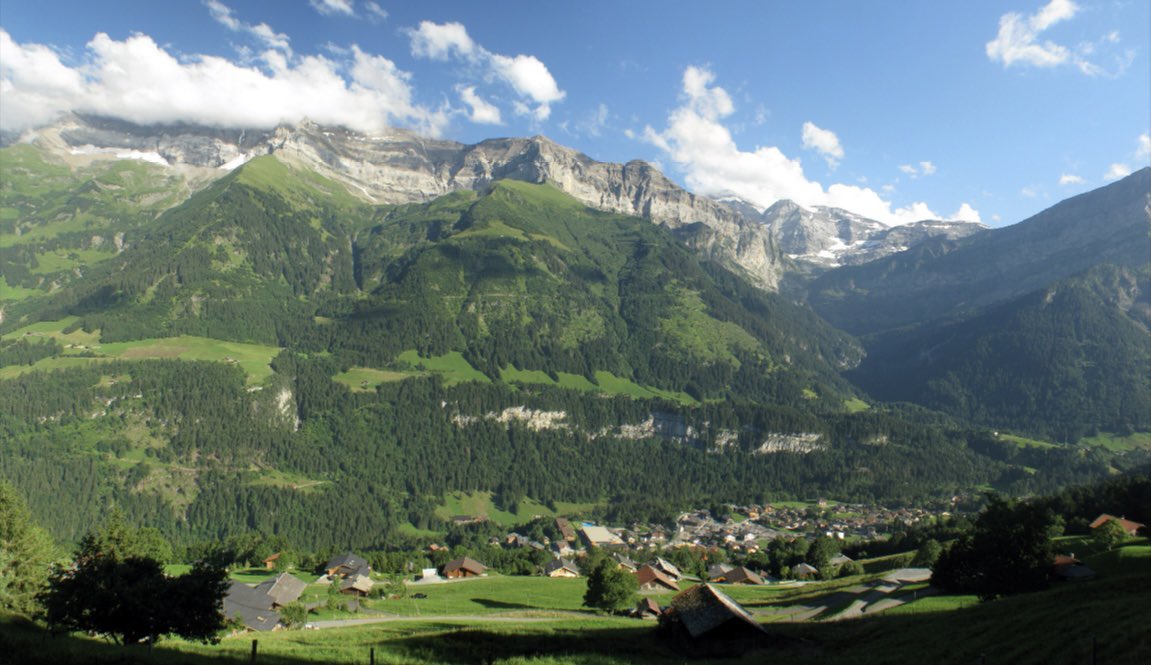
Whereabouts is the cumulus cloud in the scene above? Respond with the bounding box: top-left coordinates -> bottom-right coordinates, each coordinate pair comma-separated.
801,121 -> 843,168
1104,163 -> 1132,180
1137,133 -> 1151,162
986,0 -> 1132,77
899,161 -> 936,179
951,203 -> 983,224
640,66 -> 975,226
457,86 -> 501,124
365,2 -> 388,22
986,0 -> 1078,68
309,0 -> 355,16
407,21 -> 564,123
206,0 -> 291,53
408,21 -> 476,61
575,103 -> 610,137
1058,173 -> 1085,185
0,28 -> 448,136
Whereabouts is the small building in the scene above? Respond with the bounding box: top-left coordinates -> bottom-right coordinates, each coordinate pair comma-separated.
614,553 -> 639,573
340,573 -> 374,596
1051,554 -> 1096,582
635,564 -> 680,592
706,563 -> 735,582
634,597 -> 663,620
556,517 -> 577,542
651,557 -> 683,581
661,584 -> 768,655
254,573 -> 307,607
419,567 -> 440,581
325,552 -> 371,578
262,552 -> 281,571
829,554 -> 854,568
543,558 -> 581,578
581,525 -> 626,548
222,581 -> 281,632
1089,514 -> 1145,536
442,556 -> 488,579
792,562 -> 819,580
719,566 -> 764,586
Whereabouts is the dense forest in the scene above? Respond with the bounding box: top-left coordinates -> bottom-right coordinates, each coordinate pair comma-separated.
2,149 -> 1149,552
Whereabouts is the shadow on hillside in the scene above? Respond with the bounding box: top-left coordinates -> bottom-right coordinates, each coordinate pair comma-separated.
468,597 -> 541,610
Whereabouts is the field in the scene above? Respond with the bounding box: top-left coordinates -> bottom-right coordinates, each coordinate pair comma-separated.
0,318 -> 281,383
434,491 -> 599,527
5,551 -> 1150,665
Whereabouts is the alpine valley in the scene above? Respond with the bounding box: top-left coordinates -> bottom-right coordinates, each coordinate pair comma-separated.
2,115 -> 1149,551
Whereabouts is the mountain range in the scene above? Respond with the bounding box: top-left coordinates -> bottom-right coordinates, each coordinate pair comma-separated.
1,115 -> 1148,549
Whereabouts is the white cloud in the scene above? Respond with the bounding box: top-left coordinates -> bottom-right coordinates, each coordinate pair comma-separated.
0,28 -> 448,136
206,0 -> 290,52
919,161 -> 937,175
986,0 -> 1131,77
408,21 -> 476,61
1104,163 -> 1132,180
899,164 -> 919,176
458,86 -> 501,124
365,2 -> 388,22
309,0 -> 355,17
899,161 -> 935,179
951,203 -> 982,224
407,21 -> 564,124
1020,186 -> 1039,198
801,121 -> 843,168
986,0 -> 1078,68
1137,133 -> 1151,162
1058,173 -> 1084,185
640,66 -> 974,225
575,103 -> 610,137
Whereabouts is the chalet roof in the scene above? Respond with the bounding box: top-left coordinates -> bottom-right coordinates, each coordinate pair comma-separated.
636,564 -> 680,591
254,573 -> 307,607
1089,514 -> 1145,534
443,556 -> 488,575
340,574 -> 374,594
707,563 -> 735,581
544,558 -> 581,575
793,562 -> 819,576
581,525 -> 624,546
325,552 -> 369,575
723,566 -> 764,585
636,597 -> 662,616
829,554 -> 854,566
614,553 -> 638,570
652,557 -> 682,579
669,584 -> 766,639
223,581 -> 279,632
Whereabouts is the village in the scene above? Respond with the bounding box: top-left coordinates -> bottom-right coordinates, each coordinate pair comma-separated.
219,499 -> 1020,638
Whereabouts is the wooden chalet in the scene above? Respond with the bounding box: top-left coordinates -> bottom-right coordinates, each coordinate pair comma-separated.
340,573 -> 374,596
635,564 -> 680,592
222,581 -> 281,632
325,552 -> 370,578
634,597 -> 663,620
254,573 -> 307,607
1089,514 -> 1145,536
442,556 -> 488,579
555,517 -> 578,542
718,566 -> 764,585
792,562 -> 819,579
262,552 -> 281,571
543,558 -> 581,578
662,584 -> 768,655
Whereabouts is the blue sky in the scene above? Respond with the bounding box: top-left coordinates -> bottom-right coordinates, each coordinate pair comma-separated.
1,0 -> 1147,227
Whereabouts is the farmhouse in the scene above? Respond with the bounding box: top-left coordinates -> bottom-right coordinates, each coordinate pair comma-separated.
543,558 -> 581,578
634,597 -> 663,619
325,552 -> 371,578
635,564 -> 680,592
340,573 -> 374,596
222,581 -> 281,632
792,562 -> 819,579
662,584 -> 767,654
254,573 -> 307,607
1089,514 -> 1145,536
1051,554 -> 1096,581
581,525 -> 625,548
717,566 -> 764,585
442,556 -> 488,579
556,517 -> 577,541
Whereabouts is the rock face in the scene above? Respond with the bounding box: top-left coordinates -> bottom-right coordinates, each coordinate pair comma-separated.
808,167 -> 1151,336
21,115 -> 786,289
759,199 -> 986,270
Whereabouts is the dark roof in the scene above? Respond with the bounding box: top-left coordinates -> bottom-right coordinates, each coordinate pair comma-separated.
723,566 -> 764,585
544,558 -> 581,575
254,573 -> 307,607
669,584 -> 766,639
443,556 -> 488,575
636,597 -> 662,616
326,552 -> 369,575
707,563 -> 735,580
223,581 -> 279,632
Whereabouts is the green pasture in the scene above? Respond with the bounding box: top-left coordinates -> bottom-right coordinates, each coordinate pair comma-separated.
396,350 -> 490,386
